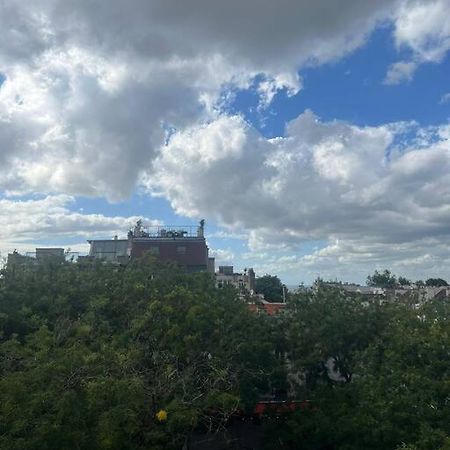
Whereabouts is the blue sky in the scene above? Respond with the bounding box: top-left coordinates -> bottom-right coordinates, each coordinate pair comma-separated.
1,0 -> 450,284
230,27 -> 450,137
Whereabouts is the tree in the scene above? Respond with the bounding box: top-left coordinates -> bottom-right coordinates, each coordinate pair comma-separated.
263,288 -> 450,450
398,276 -> 411,286
0,257 -> 282,450
425,278 -> 449,287
2,258 -> 448,449
284,284 -> 386,391
255,274 -> 285,302
350,298 -> 450,449
367,269 -> 397,288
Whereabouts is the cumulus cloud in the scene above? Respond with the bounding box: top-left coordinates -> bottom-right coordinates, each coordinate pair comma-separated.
393,0 -> 450,62
0,0 -> 422,200
384,60 -> 418,85
210,248 -> 235,265
150,111 -> 450,256
257,73 -> 302,109
1,0 -> 449,280
387,0 -> 450,84
0,47 -> 222,200
209,230 -> 249,240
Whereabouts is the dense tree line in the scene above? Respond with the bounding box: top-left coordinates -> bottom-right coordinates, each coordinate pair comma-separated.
0,258 -> 283,449
267,284 -> 450,449
367,269 -> 449,288
0,259 -> 449,449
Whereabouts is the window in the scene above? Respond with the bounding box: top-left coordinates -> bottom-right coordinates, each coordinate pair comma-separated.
176,246 -> 186,255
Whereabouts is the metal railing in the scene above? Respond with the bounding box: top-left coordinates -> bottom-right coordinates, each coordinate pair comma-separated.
137,225 -> 201,238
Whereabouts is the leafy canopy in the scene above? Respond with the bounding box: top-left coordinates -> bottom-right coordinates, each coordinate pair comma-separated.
255,274 -> 285,302
0,257 -> 281,450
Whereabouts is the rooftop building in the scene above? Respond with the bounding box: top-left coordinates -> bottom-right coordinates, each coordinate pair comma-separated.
87,238 -> 128,262
88,219 -> 214,273
216,265 -> 256,294
7,247 -> 77,267
247,300 -> 287,316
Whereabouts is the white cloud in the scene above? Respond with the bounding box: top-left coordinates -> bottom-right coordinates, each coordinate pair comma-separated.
440,92 -> 450,104
0,48 -> 225,200
210,248 -> 235,265
0,0 -> 424,200
1,0 -> 449,281
386,0 -> 450,84
257,73 -> 302,109
209,230 -> 248,240
150,110 -> 450,281
150,111 -> 392,240
394,0 -> 450,62
384,60 -> 418,85
0,195 -> 159,255
241,236 -> 450,284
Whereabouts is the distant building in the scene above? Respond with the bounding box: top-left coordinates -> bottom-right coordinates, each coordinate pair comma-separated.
248,299 -> 287,316
7,247 -> 68,267
7,251 -> 32,268
339,284 -> 384,296
87,219 -> 214,273
207,257 -> 215,274
321,281 -> 450,304
218,266 -> 234,276
216,266 -> 256,294
35,248 -> 64,262
87,238 -> 129,262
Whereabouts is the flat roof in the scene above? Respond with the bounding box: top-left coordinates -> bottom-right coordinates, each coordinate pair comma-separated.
131,237 -> 206,242
87,239 -> 128,243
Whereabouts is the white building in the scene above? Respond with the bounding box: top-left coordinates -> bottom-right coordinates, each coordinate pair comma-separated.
215,266 -> 256,294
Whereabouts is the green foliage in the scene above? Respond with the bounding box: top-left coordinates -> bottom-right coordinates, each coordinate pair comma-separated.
1,261 -> 448,449
266,285 -> 450,449
367,269 -> 397,288
398,276 -> 411,286
284,285 -> 386,390
255,274 -> 285,302
352,299 -> 450,450
425,277 -> 449,287
0,257 -> 280,449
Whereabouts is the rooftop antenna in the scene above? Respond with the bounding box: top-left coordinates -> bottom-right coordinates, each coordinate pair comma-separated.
197,219 -> 205,237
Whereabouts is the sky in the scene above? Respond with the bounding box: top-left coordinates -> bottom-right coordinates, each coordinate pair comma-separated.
0,0 -> 450,285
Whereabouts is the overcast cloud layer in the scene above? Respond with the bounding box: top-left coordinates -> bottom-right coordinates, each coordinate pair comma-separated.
1,0 -> 450,281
